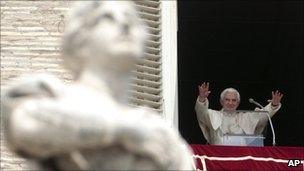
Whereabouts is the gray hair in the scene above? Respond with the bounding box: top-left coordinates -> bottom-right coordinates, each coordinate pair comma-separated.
220,88 -> 241,102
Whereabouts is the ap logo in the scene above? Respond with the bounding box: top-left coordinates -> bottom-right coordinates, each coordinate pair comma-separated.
287,159 -> 301,167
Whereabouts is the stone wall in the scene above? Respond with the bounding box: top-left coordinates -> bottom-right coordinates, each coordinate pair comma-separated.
1,1 -> 72,170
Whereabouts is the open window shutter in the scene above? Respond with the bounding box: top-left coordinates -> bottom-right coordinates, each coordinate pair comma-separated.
130,0 -> 163,114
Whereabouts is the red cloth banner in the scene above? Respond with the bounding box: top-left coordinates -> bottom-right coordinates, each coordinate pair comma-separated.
191,144 -> 304,171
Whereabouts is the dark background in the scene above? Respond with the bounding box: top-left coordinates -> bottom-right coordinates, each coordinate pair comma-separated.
178,1 -> 303,146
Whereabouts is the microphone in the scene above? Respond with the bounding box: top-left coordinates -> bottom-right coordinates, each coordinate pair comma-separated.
249,98 -> 264,109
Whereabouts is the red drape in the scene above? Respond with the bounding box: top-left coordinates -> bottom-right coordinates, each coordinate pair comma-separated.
191,144 -> 304,171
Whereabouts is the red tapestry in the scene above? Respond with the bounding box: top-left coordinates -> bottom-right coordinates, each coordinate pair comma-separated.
191,144 -> 304,171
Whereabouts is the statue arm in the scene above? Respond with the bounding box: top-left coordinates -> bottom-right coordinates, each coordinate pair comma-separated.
3,90 -> 194,168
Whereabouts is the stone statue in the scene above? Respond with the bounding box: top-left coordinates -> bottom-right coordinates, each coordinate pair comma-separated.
1,1 -> 194,170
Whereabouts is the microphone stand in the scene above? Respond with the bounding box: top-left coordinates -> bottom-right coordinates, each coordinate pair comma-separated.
262,111 -> 276,146
248,98 -> 276,146
237,110 -> 276,146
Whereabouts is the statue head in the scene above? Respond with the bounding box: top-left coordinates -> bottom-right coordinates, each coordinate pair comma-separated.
62,1 -> 147,76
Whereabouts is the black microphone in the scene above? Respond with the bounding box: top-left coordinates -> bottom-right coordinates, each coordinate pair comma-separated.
249,98 -> 264,109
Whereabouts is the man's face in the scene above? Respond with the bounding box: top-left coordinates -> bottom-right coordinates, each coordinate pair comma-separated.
221,92 -> 240,112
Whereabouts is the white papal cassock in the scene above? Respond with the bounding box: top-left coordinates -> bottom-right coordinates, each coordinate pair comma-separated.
195,98 -> 281,145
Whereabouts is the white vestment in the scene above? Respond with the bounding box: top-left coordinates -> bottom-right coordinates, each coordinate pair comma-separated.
195,98 -> 281,145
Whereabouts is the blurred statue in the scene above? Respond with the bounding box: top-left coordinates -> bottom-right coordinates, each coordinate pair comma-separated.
1,1 -> 193,170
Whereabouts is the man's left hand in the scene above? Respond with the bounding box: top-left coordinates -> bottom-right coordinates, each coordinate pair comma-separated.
271,90 -> 283,106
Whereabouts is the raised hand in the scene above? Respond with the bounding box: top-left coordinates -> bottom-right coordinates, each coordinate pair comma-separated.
198,82 -> 211,102
271,90 -> 283,106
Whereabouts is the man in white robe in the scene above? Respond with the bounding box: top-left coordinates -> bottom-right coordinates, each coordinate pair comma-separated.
195,82 -> 283,145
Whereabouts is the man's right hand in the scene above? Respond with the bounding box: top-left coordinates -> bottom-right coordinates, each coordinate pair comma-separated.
198,82 -> 211,102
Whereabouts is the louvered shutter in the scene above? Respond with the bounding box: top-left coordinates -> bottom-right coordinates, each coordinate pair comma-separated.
130,1 -> 163,113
